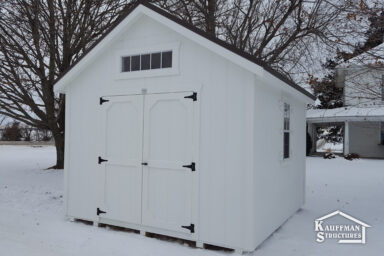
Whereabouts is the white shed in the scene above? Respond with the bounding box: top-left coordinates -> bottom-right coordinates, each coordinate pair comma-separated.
54,2 -> 315,253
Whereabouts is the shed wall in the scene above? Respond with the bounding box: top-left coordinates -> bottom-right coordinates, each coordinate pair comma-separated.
65,15 -> 256,249
252,77 -> 306,248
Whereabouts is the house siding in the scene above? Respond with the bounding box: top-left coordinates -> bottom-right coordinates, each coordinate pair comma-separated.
349,121 -> 384,158
343,68 -> 384,107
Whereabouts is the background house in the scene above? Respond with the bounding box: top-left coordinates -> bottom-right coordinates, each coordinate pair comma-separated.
307,43 -> 384,158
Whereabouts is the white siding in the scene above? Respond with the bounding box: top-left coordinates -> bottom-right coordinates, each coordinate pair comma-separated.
344,68 -> 384,107
252,76 -> 306,248
64,14 -> 307,251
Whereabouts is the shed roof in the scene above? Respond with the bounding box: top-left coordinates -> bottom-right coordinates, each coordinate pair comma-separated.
53,1 -> 315,100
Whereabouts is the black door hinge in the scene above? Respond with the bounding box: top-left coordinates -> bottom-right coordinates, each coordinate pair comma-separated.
100,97 -> 109,105
181,223 -> 195,233
184,92 -> 197,101
98,156 -> 108,164
97,208 -> 106,216
182,162 -> 196,172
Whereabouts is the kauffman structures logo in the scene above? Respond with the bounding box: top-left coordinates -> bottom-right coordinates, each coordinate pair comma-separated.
314,210 -> 371,244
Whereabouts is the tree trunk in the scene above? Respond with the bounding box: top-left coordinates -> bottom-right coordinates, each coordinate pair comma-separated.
206,0 -> 216,35
53,132 -> 65,169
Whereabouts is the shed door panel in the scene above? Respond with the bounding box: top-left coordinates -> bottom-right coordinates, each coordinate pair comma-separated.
100,95 -> 143,224
142,92 -> 195,234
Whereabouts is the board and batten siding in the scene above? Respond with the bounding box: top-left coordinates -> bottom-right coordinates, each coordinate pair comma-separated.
252,74 -> 306,248
63,12 -> 307,252
65,14 -> 256,249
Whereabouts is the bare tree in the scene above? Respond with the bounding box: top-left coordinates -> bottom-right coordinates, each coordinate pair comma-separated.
221,0 -> 376,76
0,0 -> 382,169
155,0 -> 380,82
0,0 -> 135,168
340,45 -> 384,106
0,115 -> 5,126
155,0 -> 227,36
310,6 -> 384,108
20,126 -> 33,141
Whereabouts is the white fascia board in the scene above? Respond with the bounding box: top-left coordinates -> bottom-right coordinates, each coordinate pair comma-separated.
54,7 -> 145,93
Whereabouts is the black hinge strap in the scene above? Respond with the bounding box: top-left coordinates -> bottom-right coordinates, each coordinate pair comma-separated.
98,156 -> 108,164
97,208 -> 106,216
100,97 -> 109,105
184,92 -> 197,101
182,162 -> 195,172
181,223 -> 195,233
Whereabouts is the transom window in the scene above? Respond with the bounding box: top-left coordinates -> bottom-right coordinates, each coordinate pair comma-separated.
283,103 -> 290,159
121,51 -> 172,72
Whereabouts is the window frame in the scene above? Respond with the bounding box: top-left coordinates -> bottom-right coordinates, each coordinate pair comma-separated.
283,102 -> 291,160
115,42 -> 180,80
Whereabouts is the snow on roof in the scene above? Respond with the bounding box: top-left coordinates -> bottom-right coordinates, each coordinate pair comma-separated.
338,43 -> 384,68
307,106 -> 384,123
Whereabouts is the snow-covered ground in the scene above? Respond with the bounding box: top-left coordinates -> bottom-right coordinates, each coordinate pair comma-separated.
316,139 -> 343,153
0,145 -> 383,256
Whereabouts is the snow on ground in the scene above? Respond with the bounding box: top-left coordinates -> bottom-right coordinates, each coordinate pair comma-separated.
0,146 -> 383,256
316,139 -> 343,153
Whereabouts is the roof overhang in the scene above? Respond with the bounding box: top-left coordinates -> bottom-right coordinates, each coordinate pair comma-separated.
307,106 -> 384,123
54,2 -> 315,102
307,115 -> 384,123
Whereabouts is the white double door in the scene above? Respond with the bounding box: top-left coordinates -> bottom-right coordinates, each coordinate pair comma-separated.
98,92 -> 197,235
